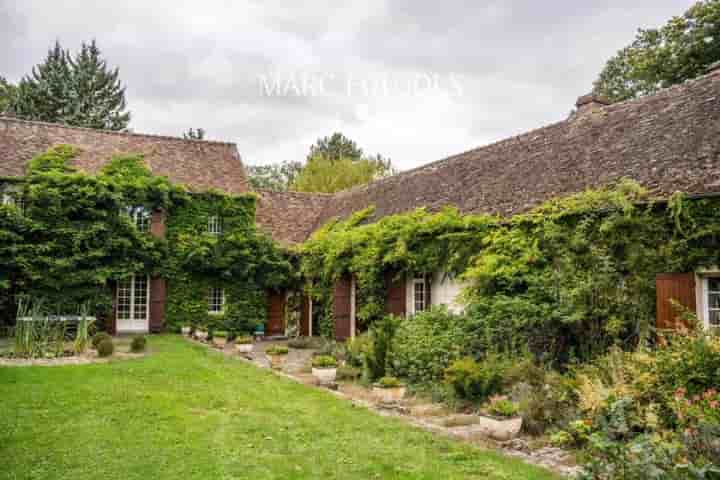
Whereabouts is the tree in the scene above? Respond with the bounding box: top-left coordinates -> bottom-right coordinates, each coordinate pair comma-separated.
291,154 -> 391,194
183,128 -> 206,140
11,40 -> 131,130
308,132 -> 363,162
594,0 -> 720,102
0,77 -> 16,114
247,161 -> 303,191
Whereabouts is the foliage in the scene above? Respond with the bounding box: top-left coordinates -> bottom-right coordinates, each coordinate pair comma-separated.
364,314 -> 401,381
235,335 -> 253,344
12,40 -> 131,130
0,76 -> 16,114
444,356 -> 510,402
73,312 -> 94,354
515,368 -> 580,435
336,365 -> 362,381
266,345 -> 288,355
183,128 -> 205,140
311,355 -> 337,368
287,336 -> 319,349
92,332 -> 112,350
594,0 -> 720,102
390,307 -> 471,384
213,330 -> 228,338
486,396 -> 520,418
130,336 -> 147,353
96,337 -> 114,357
345,332 -> 371,367
291,153 -> 391,194
308,132 -> 364,162
375,376 -> 403,388
246,160 -> 303,192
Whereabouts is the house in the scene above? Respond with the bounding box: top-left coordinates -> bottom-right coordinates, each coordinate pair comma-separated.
2,64 -> 720,338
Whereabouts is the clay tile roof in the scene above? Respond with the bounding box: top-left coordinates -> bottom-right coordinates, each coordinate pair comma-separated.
254,189 -> 333,246
0,117 -> 248,194
315,69 -> 720,227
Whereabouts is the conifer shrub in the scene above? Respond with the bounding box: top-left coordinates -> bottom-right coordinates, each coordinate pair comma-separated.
92,332 -> 111,350
130,336 -> 147,353
97,338 -> 114,357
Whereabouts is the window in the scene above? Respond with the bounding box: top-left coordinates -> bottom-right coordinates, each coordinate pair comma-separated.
2,191 -> 24,213
708,278 -> 720,328
116,275 -> 149,331
208,215 -> 222,235
125,206 -> 151,232
413,278 -> 426,314
208,287 -> 225,314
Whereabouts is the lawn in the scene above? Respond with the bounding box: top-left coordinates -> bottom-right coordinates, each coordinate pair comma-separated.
0,335 -> 558,480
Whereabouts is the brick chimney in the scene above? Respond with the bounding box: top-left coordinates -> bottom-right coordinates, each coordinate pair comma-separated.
575,93 -> 610,114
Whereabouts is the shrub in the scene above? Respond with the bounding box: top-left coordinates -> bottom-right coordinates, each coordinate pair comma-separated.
214,330 -> 228,338
288,336 -> 319,349
266,345 -> 288,355
486,396 -> 519,418
375,376 -> 402,388
516,370 -> 579,435
336,365 -> 361,381
444,355 -> 509,402
130,336 -> 147,353
364,315 -> 401,381
346,332 -> 370,367
390,307 -> 470,385
235,335 -> 253,344
91,331 -> 111,350
97,338 -> 114,357
311,355 -> 337,368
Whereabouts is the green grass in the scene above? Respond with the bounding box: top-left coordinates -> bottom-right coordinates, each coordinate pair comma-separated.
0,335 -> 558,480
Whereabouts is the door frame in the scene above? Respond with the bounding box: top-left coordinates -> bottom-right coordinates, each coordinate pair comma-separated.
116,275 -> 150,333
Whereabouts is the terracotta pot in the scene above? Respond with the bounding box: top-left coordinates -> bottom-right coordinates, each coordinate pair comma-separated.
269,354 -> 286,370
372,386 -> 406,403
236,343 -> 253,354
312,367 -> 337,384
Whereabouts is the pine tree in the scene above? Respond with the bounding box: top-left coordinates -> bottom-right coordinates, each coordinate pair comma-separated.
11,40 -> 130,130
0,76 -> 16,114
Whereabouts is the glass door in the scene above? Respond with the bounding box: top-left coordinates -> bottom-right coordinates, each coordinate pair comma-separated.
116,275 -> 149,332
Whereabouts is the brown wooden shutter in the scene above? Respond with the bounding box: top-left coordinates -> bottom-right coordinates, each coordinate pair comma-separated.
425,274 -> 432,310
267,290 -> 286,336
333,276 -> 352,340
108,282 -> 117,335
150,208 -> 165,238
300,295 -> 311,336
656,273 -> 696,330
149,277 -> 166,332
385,271 -> 406,317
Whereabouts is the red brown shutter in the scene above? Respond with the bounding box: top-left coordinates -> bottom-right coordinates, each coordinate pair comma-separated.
108,282 -> 118,335
425,274 -> 432,310
333,276 -> 352,340
149,277 -> 166,332
300,295 -> 311,336
385,271 -> 406,317
267,290 -> 286,336
150,208 -> 165,238
656,273 -> 696,330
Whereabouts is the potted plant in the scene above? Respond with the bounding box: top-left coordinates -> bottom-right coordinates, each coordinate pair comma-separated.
479,395 -> 523,441
181,325 -> 191,336
372,376 -> 406,403
266,345 -> 288,370
311,355 -> 338,384
213,330 -> 228,348
235,335 -> 254,355
195,325 -> 208,341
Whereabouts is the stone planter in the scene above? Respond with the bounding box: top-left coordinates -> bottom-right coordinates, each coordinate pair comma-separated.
268,354 -> 286,370
195,330 -> 208,341
181,326 -> 191,336
373,386 -> 406,403
213,337 -> 227,348
473,416 -> 523,441
312,367 -> 337,384
236,343 -> 253,354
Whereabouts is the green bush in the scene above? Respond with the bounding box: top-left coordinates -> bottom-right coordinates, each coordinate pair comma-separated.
486,396 -> 519,418
390,307 -> 470,384
92,332 -> 112,350
311,355 -> 337,368
444,355 -> 509,402
97,338 -> 114,357
266,345 -> 288,355
375,376 -> 402,388
517,370 -> 579,435
130,336 -> 146,353
288,336 -> 316,349
336,365 -> 361,381
235,335 -> 253,344
364,315 -> 401,381
345,332 -> 370,367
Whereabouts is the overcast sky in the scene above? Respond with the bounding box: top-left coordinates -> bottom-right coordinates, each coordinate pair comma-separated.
1,1 -> 693,170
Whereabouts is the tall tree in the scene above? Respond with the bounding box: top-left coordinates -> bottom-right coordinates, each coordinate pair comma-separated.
594,0 -> 720,102
12,40 -> 131,130
0,76 -> 16,114
247,161 -> 303,191
183,128 -> 206,140
308,132 -> 363,162
291,154 -> 391,194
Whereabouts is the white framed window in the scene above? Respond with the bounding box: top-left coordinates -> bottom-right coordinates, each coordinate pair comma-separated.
208,287 -> 225,314
208,215 -> 222,235
124,206 -> 151,232
2,191 -> 25,213
413,278 -> 426,314
706,277 -> 720,329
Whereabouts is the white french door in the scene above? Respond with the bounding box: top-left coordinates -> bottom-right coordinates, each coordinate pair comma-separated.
116,275 -> 149,332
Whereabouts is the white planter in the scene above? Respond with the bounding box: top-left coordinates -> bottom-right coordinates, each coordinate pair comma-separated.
181,326 -> 191,336
373,386 -> 406,403
472,416 -> 523,441
213,337 -> 227,348
312,367 -> 337,384
236,343 -> 253,354
195,330 -> 208,341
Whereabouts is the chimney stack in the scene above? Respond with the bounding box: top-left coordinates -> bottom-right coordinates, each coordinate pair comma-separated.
575,93 -> 610,114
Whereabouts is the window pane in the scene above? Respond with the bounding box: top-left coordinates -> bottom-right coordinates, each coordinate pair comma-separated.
208,287 -> 223,312
709,278 -> 720,292
710,310 -> 720,327
414,281 -> 425,312
133,277 -> 148,320
710,293 -> 720,309
117,279 -> 132,320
